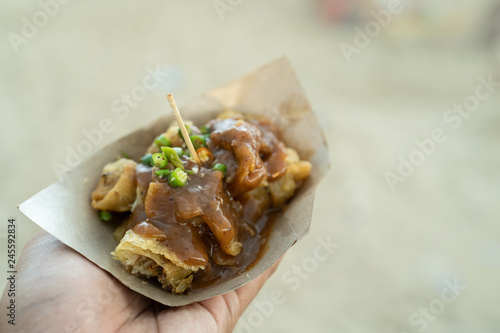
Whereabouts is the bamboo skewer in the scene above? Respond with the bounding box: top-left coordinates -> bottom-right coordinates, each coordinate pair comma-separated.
167,94 -> 201,165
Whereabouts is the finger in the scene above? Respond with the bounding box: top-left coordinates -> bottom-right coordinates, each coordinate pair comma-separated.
16,230 -> 65,272
193,256 -> 284,332
233,255 -> 284,314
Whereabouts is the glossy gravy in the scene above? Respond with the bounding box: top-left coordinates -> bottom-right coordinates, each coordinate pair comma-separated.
123,118 -> 288,292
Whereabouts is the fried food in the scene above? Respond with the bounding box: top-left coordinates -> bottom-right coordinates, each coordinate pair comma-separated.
91,158 -> 137,212
268,148 -> 312,207
91,111 -> 311,294
112,229 -> 200,293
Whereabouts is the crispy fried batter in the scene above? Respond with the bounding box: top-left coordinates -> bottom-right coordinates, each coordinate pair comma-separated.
268,148 -> 311,207
91,158 -> 138,212
241,185 -> 271,224
112,229 -> 204,293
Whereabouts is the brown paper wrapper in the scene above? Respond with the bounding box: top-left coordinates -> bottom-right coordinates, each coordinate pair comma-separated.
18,57 -> 330,306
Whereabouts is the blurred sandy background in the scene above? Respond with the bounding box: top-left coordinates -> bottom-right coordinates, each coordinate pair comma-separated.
1,0 -> 500,332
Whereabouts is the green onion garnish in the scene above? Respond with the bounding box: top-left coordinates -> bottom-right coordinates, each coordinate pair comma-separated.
212,163 -> 227,175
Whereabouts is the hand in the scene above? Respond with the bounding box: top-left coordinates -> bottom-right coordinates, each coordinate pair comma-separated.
0,231 -> 281,333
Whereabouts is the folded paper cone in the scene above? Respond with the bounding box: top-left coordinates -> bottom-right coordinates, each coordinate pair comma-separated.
19,57 -> 330,306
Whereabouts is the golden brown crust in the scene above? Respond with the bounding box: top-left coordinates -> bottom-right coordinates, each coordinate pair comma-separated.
91,158 -> 138,212
112,230 -> 205,293
268,148 -> 311,207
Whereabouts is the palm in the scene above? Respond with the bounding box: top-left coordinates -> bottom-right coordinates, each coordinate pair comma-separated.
1,232 -> 280,333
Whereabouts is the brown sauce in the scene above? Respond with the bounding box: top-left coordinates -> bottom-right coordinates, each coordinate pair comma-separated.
190,209 -> 278,291
250,118 -> 289,182
125,163 -> 151,230
209,118 -> 267,195
136,168 -> 242,267
122,118 -> 289,292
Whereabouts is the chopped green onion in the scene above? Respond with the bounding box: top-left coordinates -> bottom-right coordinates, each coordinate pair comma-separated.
168,168 -> 188,187
152,153 -> 168,168
99,210 -> 112,221
155,134 -> 171,148
190,135 -> 206,150
172,147 -> 184,156
155,169 -> 171,178
161,147 -> 184,170
212,163 -> 227,175
140,153 -> 154,166
200,125 -> 210,134
178,124 -> 192,139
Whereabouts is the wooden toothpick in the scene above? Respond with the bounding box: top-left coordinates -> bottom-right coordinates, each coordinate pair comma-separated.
167,94 -> 201,165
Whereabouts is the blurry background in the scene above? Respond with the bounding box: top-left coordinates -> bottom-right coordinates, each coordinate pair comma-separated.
1,0 -> 500,332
